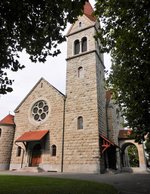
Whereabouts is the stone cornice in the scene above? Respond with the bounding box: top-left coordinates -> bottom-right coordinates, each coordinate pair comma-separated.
66,50 -> 105,69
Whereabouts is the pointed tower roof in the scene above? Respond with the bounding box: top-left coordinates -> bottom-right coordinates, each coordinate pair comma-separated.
0,114 -> 15,125
83,1 -> 96,22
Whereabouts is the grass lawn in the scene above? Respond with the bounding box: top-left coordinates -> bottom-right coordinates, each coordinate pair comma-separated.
0,175 -> 118,194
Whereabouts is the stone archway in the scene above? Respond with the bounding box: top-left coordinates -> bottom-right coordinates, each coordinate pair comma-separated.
119,139 -> 147,172
121,143 -> 139,168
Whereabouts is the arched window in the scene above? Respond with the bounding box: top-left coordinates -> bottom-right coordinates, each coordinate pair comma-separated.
79,22 -> 82,27
74,39 -> 80,55
51,145 -> 56,156
81,37 -> 87,52
16,146 -> 21,157
78,67 -> 84,78
77,116 -> 83,129
0,128 -> 1,137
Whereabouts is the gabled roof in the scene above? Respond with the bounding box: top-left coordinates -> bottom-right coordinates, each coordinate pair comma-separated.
0,114 -> 15,125
16,130 -> 49,142
14,77 -> 65,112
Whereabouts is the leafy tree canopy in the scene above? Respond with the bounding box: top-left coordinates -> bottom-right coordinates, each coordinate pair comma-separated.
95,0 -> 150,142
0,0 -> 86,94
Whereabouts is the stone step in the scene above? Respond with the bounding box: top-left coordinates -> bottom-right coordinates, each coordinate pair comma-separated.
16,166 -> 45,173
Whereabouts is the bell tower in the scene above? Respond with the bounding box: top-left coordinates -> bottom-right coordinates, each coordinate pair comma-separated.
64,1 -> 106,173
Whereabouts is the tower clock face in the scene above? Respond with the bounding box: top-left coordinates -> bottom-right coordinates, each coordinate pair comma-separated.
31,100 -> 49,122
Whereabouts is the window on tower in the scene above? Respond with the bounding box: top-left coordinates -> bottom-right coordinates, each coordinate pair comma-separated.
78,67 -> 84,78
0,128 -> 1,137
74,39 -> 80,55
77,116 -> 83,129
81,37 -> 87,52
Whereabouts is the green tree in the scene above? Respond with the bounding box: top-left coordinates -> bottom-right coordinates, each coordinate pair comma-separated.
95,0 -> 150,142
127,145 -> 139,167
0,0 -> 86,94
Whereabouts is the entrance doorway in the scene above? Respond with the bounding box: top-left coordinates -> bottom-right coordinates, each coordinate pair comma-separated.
31,144 -> 42,166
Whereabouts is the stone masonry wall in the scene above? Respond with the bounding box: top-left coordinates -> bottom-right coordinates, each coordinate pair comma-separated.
65,53 -> 100,172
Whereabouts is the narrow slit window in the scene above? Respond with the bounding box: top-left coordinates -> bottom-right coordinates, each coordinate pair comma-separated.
78,116 -> 83,129
51,145 -> 56,156
78,67 -> 84,78
0,128 -> 1,137
16,146 -> 21,157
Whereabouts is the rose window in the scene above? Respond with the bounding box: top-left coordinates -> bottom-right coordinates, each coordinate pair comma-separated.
31,100 -> 49,122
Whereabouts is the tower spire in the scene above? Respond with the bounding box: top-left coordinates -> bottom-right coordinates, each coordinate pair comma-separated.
83,1 -> 96,21
84,1 -> 93,15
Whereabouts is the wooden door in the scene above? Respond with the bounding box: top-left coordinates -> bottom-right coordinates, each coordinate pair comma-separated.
31,144 -> 42,166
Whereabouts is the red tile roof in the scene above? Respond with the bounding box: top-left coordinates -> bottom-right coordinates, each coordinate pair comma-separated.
119,129 -> 132,139
83,1 -> 96,21
16,130 -> 49,142
0,114 -> 15,125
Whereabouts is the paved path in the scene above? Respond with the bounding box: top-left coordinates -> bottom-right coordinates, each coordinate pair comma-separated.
0,170 -> 150,194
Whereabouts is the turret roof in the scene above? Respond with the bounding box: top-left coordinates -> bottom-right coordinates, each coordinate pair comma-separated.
0,114 -> 15,125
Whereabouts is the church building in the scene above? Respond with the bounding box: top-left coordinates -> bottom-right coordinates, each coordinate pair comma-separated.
0,1 -> 147,173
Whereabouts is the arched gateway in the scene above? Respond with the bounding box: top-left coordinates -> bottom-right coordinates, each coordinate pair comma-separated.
119,130 -> 147,172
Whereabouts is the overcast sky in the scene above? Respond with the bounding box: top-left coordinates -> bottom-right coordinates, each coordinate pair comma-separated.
0,0 -> 111,120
